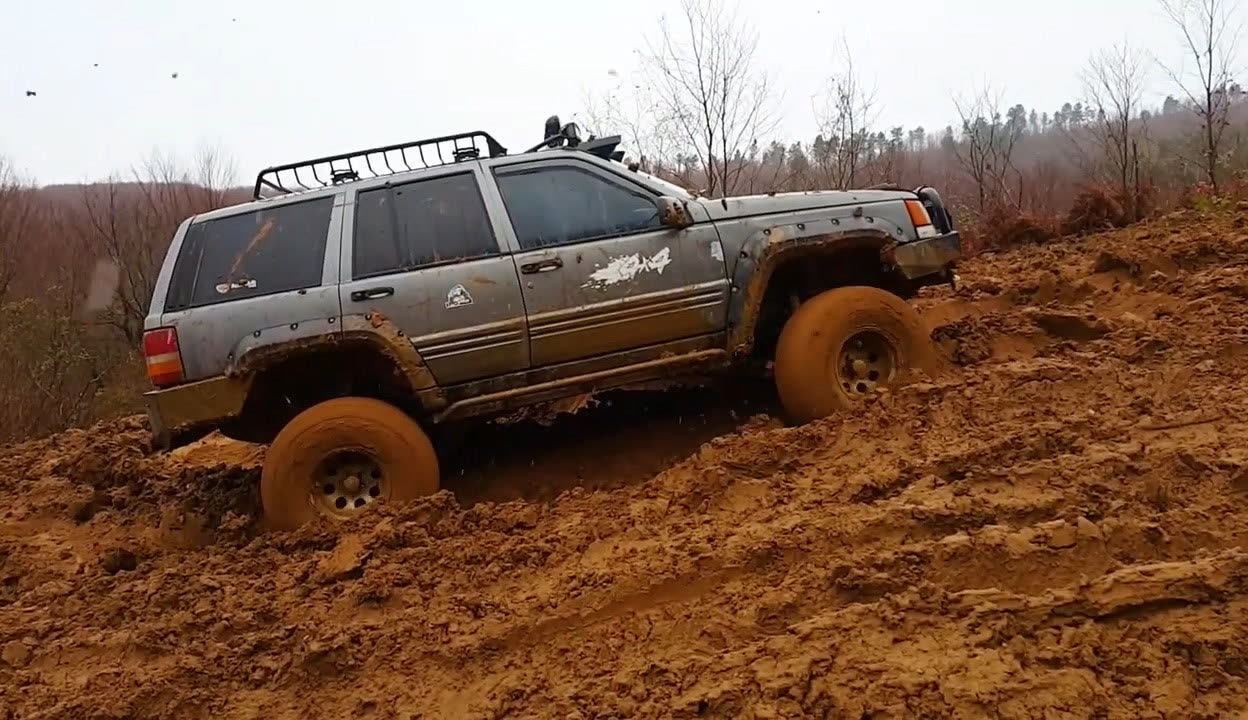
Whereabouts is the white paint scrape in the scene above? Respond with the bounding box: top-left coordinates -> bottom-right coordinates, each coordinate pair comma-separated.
581,247 -> 672,289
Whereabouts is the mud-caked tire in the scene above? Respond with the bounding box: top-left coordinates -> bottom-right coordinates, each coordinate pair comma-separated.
773,285 -> 932,424
260,396 -> 439,531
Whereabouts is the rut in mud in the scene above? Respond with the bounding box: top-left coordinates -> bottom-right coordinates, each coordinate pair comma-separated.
2,207 -> 1248,719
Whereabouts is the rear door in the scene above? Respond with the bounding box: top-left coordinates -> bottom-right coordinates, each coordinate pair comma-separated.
485,157 -> 728,367
337,167 -> 529,385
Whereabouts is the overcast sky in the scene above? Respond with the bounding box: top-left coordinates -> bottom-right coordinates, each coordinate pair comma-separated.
1,0 -> 1209,185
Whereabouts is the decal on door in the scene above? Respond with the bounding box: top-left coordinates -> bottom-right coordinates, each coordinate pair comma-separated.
581,247 -> 673,290
445,284 -> 474,309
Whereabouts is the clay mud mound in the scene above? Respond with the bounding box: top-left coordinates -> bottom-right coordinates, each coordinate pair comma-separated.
2,208 -> 1248,718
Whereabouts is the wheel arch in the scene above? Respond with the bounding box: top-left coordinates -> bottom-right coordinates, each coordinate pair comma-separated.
221,312 -> 447,444
727,223 -> 913,359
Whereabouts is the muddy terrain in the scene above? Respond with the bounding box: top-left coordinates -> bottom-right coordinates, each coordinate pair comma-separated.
2,207 -> 1247,719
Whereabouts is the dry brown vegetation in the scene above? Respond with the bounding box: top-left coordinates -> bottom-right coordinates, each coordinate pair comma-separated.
1,0 -> 1245,444
0,151 -> 247,443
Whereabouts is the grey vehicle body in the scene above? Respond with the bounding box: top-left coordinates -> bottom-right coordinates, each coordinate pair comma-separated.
141,126 -> 960,448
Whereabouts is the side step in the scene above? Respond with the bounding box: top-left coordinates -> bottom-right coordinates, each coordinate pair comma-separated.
431,349 -> 729,423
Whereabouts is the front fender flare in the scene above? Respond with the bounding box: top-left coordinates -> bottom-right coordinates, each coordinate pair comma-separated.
726,220 -> 898,356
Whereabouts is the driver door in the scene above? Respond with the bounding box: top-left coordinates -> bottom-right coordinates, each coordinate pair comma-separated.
489,158 -> 726,367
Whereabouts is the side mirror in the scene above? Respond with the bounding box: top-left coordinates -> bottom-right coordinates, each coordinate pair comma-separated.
656,196 -> 692,229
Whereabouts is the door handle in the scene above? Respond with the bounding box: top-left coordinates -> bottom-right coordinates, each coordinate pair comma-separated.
520,257 -> 564,274
350,286 -> 394,302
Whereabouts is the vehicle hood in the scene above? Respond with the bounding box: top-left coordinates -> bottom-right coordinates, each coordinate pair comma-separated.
695,189 -> 915,221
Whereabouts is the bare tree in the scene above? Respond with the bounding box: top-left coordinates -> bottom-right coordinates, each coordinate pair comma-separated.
642,0 -> 778,198
76,147 -> 236,344
951,87 -> 1025,212
875,127 -> 909,185
1156,0 -> 1243,192
738,140 -> 794,194
191,145 -> 237,207
814,38 -> 879,189
581,75 -> 680,175
0,158 -> 38,301
1083,41 -> 1150,216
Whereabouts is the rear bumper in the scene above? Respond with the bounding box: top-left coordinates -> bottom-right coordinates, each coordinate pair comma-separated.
143,374 -> 252,450
889,231 -> 961,281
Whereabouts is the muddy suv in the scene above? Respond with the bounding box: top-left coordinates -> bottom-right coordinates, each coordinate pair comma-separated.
141,116 -> 961,529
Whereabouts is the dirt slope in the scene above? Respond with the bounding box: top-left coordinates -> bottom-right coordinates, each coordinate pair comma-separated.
2,208 -> 1248,719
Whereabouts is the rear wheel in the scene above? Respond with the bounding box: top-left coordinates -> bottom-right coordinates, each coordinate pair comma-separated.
773,285 -> 931,424
260,396 -> 439,531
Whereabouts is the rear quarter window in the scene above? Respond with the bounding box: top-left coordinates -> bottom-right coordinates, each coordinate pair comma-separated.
165,196 -> 334,311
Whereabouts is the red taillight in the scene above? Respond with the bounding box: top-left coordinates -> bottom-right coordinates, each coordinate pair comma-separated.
143,327 -> 184,388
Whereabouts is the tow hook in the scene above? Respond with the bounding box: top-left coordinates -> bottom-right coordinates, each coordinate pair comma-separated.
947,267 -> 959,291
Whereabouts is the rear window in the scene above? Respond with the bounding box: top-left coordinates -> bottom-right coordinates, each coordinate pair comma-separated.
165,196 -> 333,311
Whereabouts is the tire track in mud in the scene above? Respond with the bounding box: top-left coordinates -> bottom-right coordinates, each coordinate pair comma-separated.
2,208 -> 1248,718
311,383 -> 1245,695
450,409 -> 1248,663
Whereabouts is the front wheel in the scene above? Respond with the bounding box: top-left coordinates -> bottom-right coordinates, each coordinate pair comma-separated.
260,396 -> 440,531
773,285 -> 932,424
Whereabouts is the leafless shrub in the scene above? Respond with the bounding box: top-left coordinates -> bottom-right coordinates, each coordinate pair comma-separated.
0,297 -> 104,442
1063,184 -> 1131,235
978,207 -> 1059,250
0,158 -> 38,301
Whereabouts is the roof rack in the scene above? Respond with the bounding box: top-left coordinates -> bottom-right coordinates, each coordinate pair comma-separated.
252,130 -> 508,200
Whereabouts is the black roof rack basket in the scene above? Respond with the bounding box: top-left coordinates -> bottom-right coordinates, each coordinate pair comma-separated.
253,130 -> 507,200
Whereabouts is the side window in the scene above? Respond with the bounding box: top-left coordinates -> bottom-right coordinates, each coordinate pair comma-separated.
353,188 -> 402,278
167,195 -> 333,311
494,166 -> 661,250
352,173 -> 499,280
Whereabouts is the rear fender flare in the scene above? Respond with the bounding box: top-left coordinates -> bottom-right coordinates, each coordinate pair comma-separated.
226,311 -> 446,411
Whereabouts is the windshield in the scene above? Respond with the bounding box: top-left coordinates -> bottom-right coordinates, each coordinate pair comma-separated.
632,169 -> 694,199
